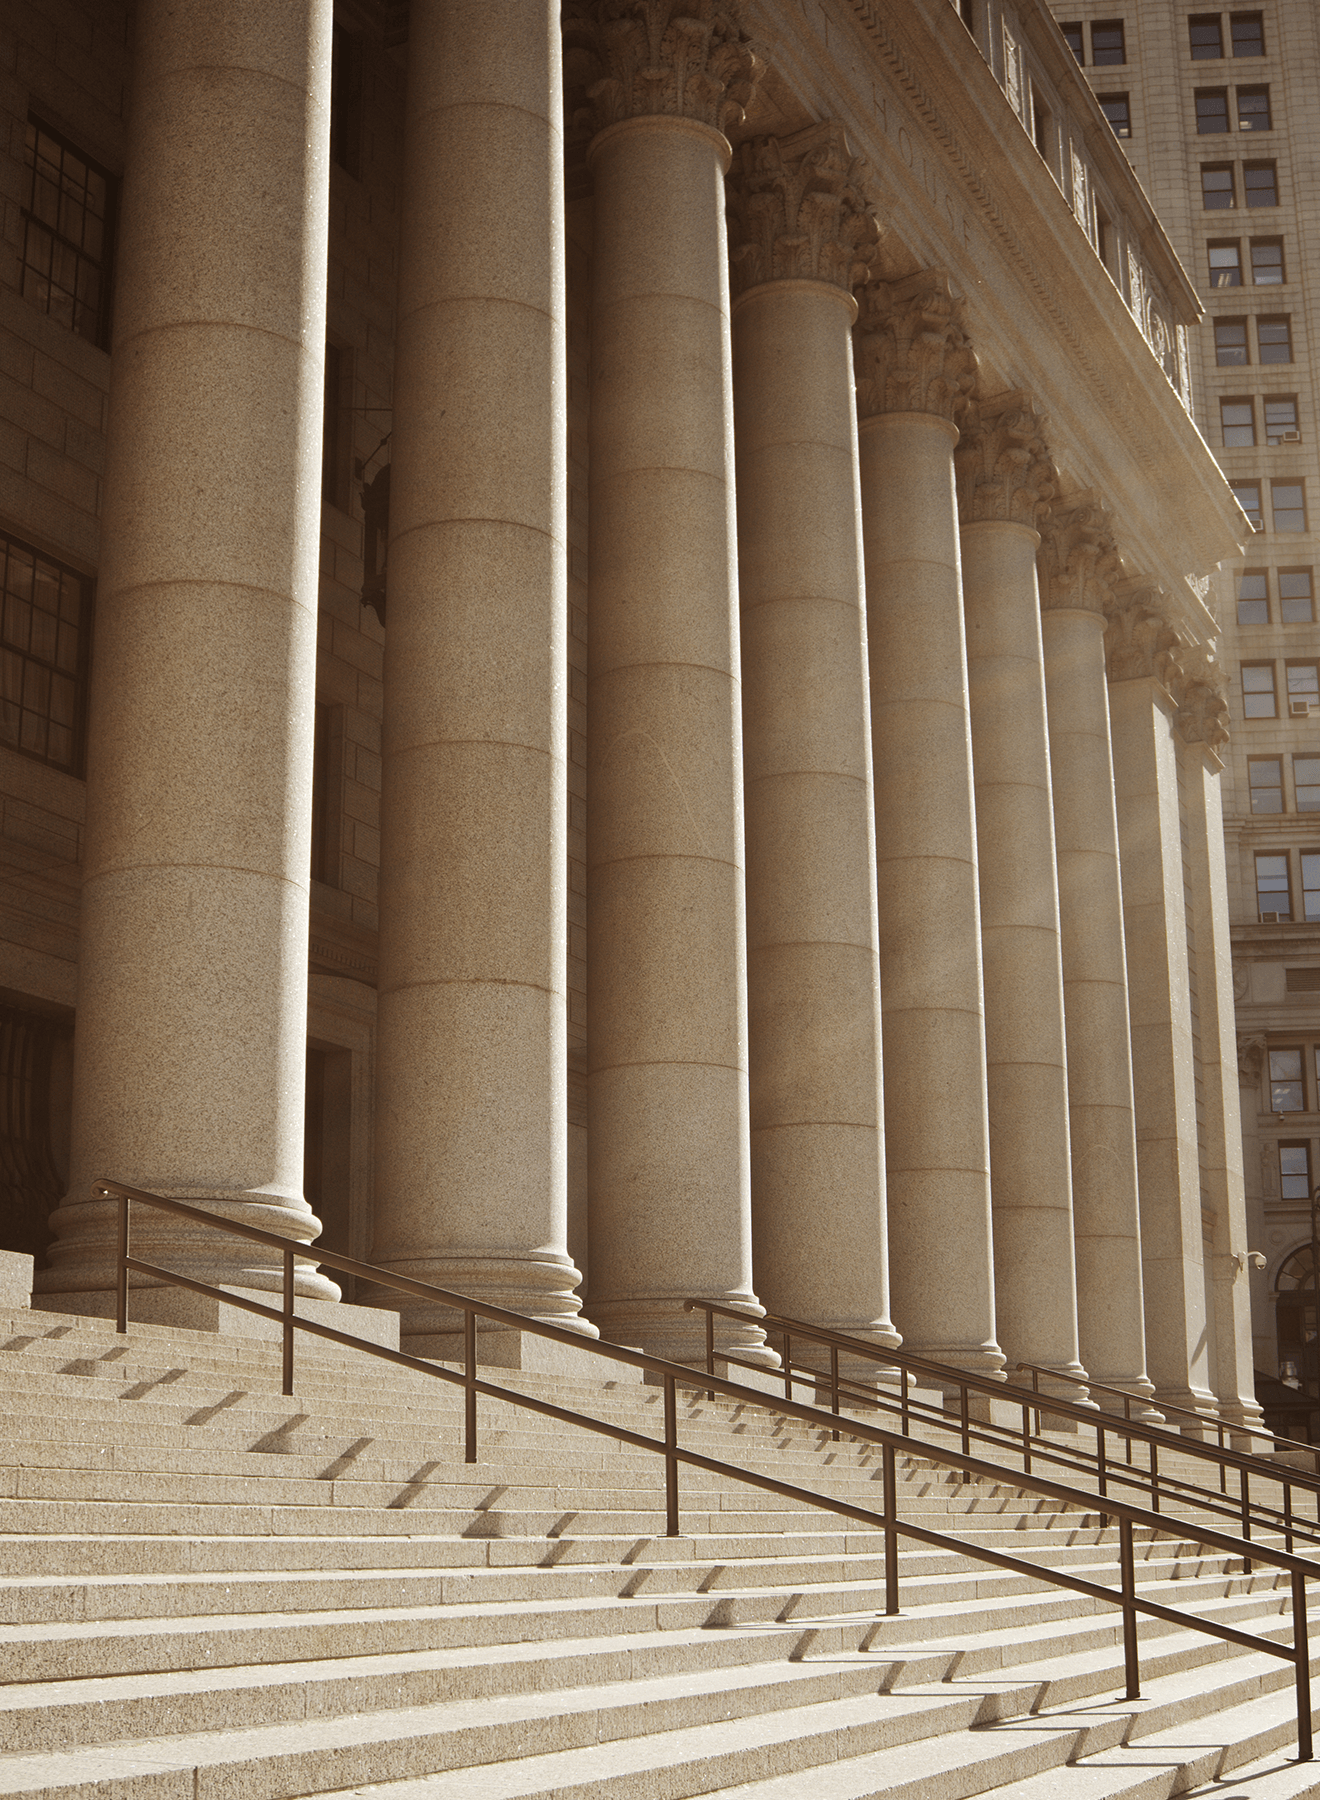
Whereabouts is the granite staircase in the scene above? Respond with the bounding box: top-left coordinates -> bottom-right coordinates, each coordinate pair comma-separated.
0,1304 -> 1315,1800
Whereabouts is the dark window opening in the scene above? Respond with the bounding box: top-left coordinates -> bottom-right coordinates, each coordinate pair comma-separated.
1237,568 -> 1268,623
1273,480 -> 1307,532
1100,93 -> 1132,137
1249,756 -> 1284,812
1295,757 -> 1320,814
1250,237 -> 1285,284
1209,238 -> 1242,286
322,341 -> 353,510
1257,854 -> 1292,921
1032,91 -> 1052,160
1258,316 -> 1292,363
1221,396 -> 1255,446
1244,160 -> 1277,206
0,1000 -> 71,1263
1189,13 -> 1224,57
1280,569 -> 1314,623
306,1043 -> 354,1298
1215,317 -> 1248,363
330,25 -> 363,178
1202,163 -> 1235,208
21,119 -> 115,349
1232,480 -> 1263,529
1091,19 -> 1126,63
1196,87 -> 1230,132
1265,396 -> 1298,446
0,530 -> 91,774
1061,20 -> 1084,61
1237,84 -> 1272,130
1231,11 -> 1265,55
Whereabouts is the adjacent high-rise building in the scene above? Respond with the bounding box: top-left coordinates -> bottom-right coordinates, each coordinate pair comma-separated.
1053,2 -> 1320,1409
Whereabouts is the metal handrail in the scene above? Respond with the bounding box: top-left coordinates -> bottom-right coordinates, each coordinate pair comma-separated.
100,1177 -> 1316,1762
684,1298 -> 1320,1560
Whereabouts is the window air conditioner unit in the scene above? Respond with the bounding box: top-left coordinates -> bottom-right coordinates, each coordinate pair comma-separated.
1279,430 -> 1303,443
1260,910 -> 1284,923
1290,698 -> 1312,716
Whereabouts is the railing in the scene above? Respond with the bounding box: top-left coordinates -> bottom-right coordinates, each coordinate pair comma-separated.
101,1177 -> 1317,1763
685,1298 -> 1320,1563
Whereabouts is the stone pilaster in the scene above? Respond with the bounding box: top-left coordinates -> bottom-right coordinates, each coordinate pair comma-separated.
855,271 -> 1003,1375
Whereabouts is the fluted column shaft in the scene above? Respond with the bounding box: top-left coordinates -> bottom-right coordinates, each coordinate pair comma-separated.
961,519 -> 1084,1391
1040,607 -> 1152,1405
733,275 -> 895,1344
38,0 -> 337,1305
372,0 -> 592,1348
585,112 -> 770,1365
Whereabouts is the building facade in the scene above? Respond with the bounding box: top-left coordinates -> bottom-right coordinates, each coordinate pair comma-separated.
0,0 -> 1261,1423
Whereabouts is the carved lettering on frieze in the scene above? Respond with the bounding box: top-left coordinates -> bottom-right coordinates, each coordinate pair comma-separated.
563,0 -> 762,138
1102,578 -> 1186,688
1037,497 -> 1119,615
726,122 -> 882,297
853,269 -> 977,423
955,391 -> 1056,529
1172,647 -> 1231,750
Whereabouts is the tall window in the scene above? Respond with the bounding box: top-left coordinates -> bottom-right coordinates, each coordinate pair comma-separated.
1221,397 -> 1255,445
1280,1143 -> 1311,1201
329,24 -> 363,177
1237,86 -> 1272,130
1202,163 -> 1235,208
1243,661 -> 1276,715
1286,662 -> 1319,712
1280,569 -> 1314,623
1305,852 -> 1320,921
1250,238 -> 1285,284
1249,756 -> 1283,812
1231,480 -> 1262,527
1294,758 -> 1320,813
1196,87 -> 1230,131
0,530 -> 90,772
1258,316 -> 1292,363
1215,317 -> 1248,363
1099,94 -> 1131,137
1061,20 -> 1084,61
21,120 -> 114,349
1032,90 -> 1053,160
1091,19 -> 1126,63
1189,13 -> 1223,57
1237,568 -> 1268,622
1231,11 -> 1265,55
1274,481 -> 1307,532
1244,160 -> 1277,205
1209,239 -> 1242,286
1258,854 -> 1292,921
1271,1049 -> 1305,1108
1265,397 -> 1298,445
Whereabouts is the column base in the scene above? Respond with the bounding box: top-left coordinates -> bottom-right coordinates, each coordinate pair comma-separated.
588,1296 -> 780,1370
361,1250 -> 598,1350
413,1324 -> 643,1386
896,1339 -> 1008,1382
1083,1372 -> 1164,1424
33,1283 -> 400,1358
1149,1382 -> 1222,1436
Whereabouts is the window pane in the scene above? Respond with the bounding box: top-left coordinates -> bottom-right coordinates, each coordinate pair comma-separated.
1190,13 -> 1223,57
1280,1144 -> 1311,1201
1274,481 -> 1307,531
1092,19 -> 1125,62
20,118 -> 113,349
1100,94 -> 1131,136
1243,662 -> 1276,714
0,528 -> 86,772
1202,164 -> 1235,208
1209,240 -> 1242,286
1231,11 -> 1264,55
1287,664 -> 1319,701
1258,316 -> 1292,362
1231,480 -> 1262,526
1265,397 -> 1298,444
1215,318 -> 1248,364
1244,160 -> 1277,204
1270,1048 -> 1304,1110
1221,399 -> 1255,445
1249,758 -> 1283,811
1306,854 -> 1320,921
1251,238 -> 1285,283
1237,568 -> 1268,622
1237,86 -> 1272,129
1061,21 -> 1084,62
1280,569 -> 1314,622
1196,88 -> 1230,131
1295,757 -> 1320,812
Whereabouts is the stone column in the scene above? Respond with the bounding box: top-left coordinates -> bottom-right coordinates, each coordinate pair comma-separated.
1175,664 -> 1266,1435
36,0 -> 339,1309
1105,584 -> 1217,1418
854,273 -> 1004,1376
568,0 -> 773,1364
726,126 -> 897,1347
956,397 -> 1086,1395
1038,503 -> 1154,1410
370,0 -> 594,1352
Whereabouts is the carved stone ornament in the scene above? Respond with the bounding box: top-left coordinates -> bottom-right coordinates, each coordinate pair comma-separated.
562,0 -> 761,139
726,123 -> 881,298
1172,648 -> 1231,750
1037,497 -> 1119,614
1102,578 -> 1186,688
954,391 -> 1057,529
1236,1032 -> 1267,1085
853,270 -> 978,423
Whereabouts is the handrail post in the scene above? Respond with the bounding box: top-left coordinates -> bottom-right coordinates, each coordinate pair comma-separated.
1150,1439 -> 1160,1513
960,1383 -> 970,1481
115,1190 -> 129,1335
664,1372 -> 680,1538
830,1343 -> 840,1442
1124,1395 -> 1134,1467
705,1305 -> 715,1402
783,1330 -> 792,1402
1097,1423 -> 1107,1500
1022,1399 -> 1031,1477
1120,1517 -> 1140,1700
1240,1467 -> 1252,1573
464,1308 -> 477,1465
281,1246 -> 294,1397
1218,1420 -> 1227,1494
901,1366 -> 910,1437
883,1442 -> 899,1615
1286,1480 -> 1295,1555
1295,1569 -> 1313,1762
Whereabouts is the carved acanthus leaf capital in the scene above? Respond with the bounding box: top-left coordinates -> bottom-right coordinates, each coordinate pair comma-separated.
563,0 -> 762,139
955,392 -> 1056,529
726,123 -> 882,297
853,270 -> 978,422
1172,648 -> 1231,750
1037,497 -> 1119,614
1102,578 -> 1186,688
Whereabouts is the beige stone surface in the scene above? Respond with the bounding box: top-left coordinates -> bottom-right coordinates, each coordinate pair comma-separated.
0,1249 -> 31,1309
370,0 -> 591,1345
733,276 -> 894,1347
36,0 -> 338,1306
962,518 -> 1084,1392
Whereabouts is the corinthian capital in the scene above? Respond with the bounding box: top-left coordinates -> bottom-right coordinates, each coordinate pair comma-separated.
1038,497 -> 1119,614
1102,578 -> 1186,688
726,123 -> 881,298
563,0 -> 762,138
955,392 -> 1056,529
1172,647 -> 1231,750
853,271 -> 978,422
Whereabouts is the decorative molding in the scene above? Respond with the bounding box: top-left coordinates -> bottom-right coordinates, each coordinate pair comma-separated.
563,0 -> 761,138
853,269 -> 977,422
1172,648 -> 1231,751
1236,1032 -> 1268,1085
955,391 -> 1056,529
726,122 -> 881,298
1037,497 -> 1118,614
309,910 -> 379,989
1102,577 -> 1185,687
